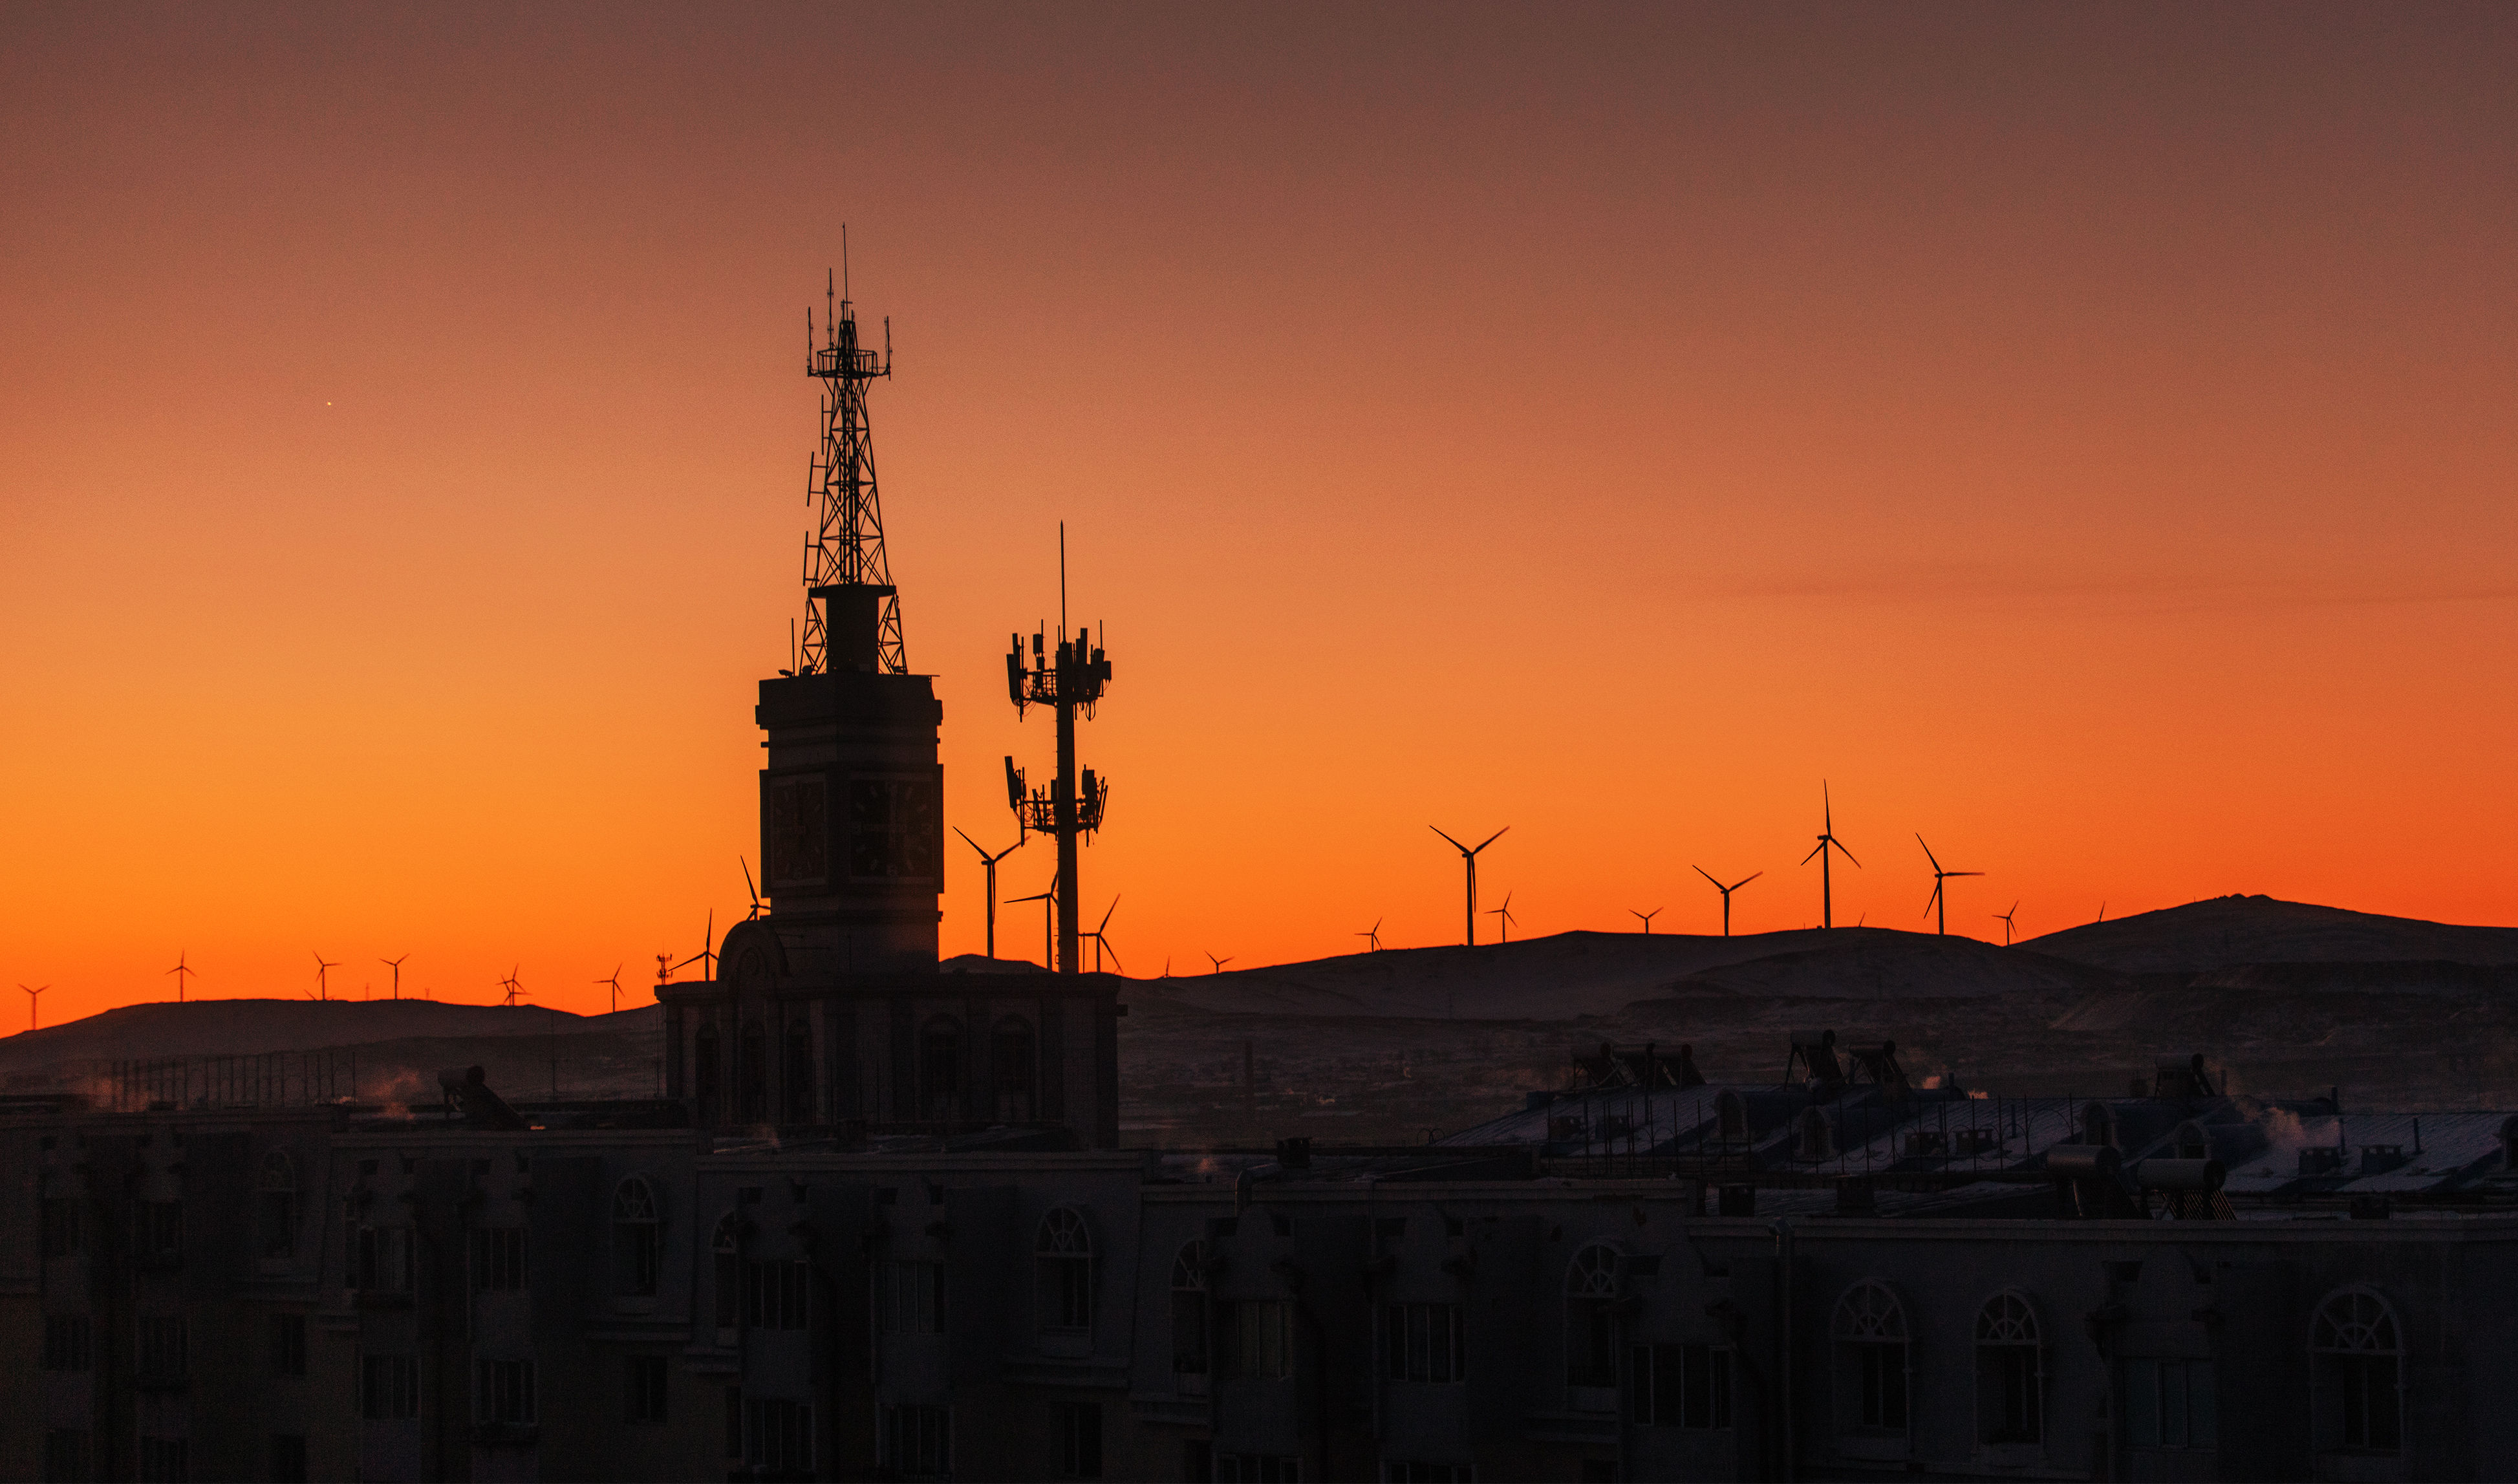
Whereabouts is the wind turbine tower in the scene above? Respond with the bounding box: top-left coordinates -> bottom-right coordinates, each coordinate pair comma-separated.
955,828 -> 1029,960
1431,826 -> 1508,946
1917,834 -> 1983,937
1692,866 -> 1763,937
1800,784 -> 1860,929
312,952 -> 341,1002
1004,524 -> 1114,976
380,954 -> 409,1002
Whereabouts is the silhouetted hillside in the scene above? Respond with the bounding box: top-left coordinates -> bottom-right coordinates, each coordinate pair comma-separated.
0,998 -> 656,1078
2021,895 -> 2518,974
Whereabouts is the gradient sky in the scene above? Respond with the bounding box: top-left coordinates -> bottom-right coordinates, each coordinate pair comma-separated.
7,4 -> 2517,1023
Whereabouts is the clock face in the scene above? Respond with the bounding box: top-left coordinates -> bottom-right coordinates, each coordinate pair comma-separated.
767,777 -> 828,886
848,777 -> 940,880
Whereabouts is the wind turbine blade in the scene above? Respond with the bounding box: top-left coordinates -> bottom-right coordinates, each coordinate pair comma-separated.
1694,865 -> 1722,887
1915,833 -> 1941,872
1801,842 -> 1825,866
1097,896 -> 1120,933
954,826 -> 985,855
1953,871 -> 1983,878
1836,841 -> 1861,868
1430,826 -> 1468,852
1473,827 -> 1509,854
1735,871 -> 1765,890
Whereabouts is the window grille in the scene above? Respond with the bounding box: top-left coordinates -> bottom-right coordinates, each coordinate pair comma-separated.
1631,1342 -> 1731,1428
879,1403 -> 950,1480
360,1355 -> 419,1419
1975,1293 -> 2042,1445
475,1359 -> 536,1426
1833,1282 -> 1910,1432
2314,1290 -> 2402,1453
1231,1300 -> 1295,1378
876,1260 -> 946,1333
2122,1358 -> 2216,1450
612,1179 -> 661,1296
1171,1242 -> 1211,1375
1566,1245 -> 1620,1388
471,1227 -> 527,1293
1037,1208 -> 1093,1332
1385,1304 -> 1465,1383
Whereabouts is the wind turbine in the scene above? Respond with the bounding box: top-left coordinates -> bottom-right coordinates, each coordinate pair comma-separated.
166,951 -> 197,1002
1430,826 -> 1508,946
1355,918 -> 1383,952
1992,901 -> 2020,945
740,857 -> 766,921
1485,891 -> 1518,943
1082,897 -> 1122,973
20,984 -> 46,1031
1206,952 -> 1234,974
499,968 -> 528,1007
1800,784 -> 1860,929
379,954 -> 409,1001
312,951 -> 341,1002
671,911 -> 718,980
1917,834 -> 1983,936
1007,888 -> 1057,971
595,965 -> 624,1012
1629,907 -> 1662,935
954,827 -> 1029,960
1692,866 -> 1763,937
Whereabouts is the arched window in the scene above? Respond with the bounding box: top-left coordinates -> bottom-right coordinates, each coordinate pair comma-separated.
612,1178 -> 660,1297
2313,1290 -> 2402,1454
694,1023 -> 722,1121
2079,1101 -> 2115,1148
783,1020 -> 816,1125
259,1150 -> 296,1259
921,1017 -> 964,1123
2173,1122 -> 2210,1161
738,1023 -> 768,1123
1716,1090 -> 1749,1143
1975,1292 -> 2041,1445
994,1017 -> 1038,1122
1565,1244 -> 1620,1392
1036,1209 -> 1093,1333
1170,1241 -> 1210,1381
1796,1107 -> 1836,1162
711,1213 -> 743,1329
1833,1282 -> 1910,1434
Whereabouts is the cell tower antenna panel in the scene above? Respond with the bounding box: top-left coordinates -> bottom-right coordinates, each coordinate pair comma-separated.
795,259 -> 904,677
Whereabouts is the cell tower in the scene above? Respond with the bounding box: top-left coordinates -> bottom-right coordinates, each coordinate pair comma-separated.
1004,526 -> 1112,975
797,245 -> 903,676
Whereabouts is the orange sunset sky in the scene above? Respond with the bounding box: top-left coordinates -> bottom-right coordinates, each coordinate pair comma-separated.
6,5 -> 2518,1024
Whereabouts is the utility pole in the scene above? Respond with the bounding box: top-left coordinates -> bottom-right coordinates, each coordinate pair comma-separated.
1004,525 -> 1113,974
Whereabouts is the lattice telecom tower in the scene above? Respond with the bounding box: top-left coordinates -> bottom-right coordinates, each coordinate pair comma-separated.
797,267 -> 904,676
1004,528 -> 1112,975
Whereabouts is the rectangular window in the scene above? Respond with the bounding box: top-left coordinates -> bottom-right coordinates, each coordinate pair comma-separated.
724,1386 -> 744,1459
136,1436 -> 188,1483
138,1201 -> 183,1260
475,1359 -> 536,1426
1631,1343 -> 1732,1428
876,1260 -> 946,1333
137,1316 -> 188,1383
2123,1359 -> 2217,1450
1384,1466 -> 1471,1484
1217,1456 -> 1300,1483
43,1315 -> 92,1372
43,1428 -> 89,1483
1567,1300 -> 1619,1388
354,1225 -> 413,1292
1040,1251 -> 1093,1331
1058,1401 -> 1103,1479
41,1199 -> 85,1258
2332,1353 -> 2401,1450
744,1259 -> 812,1330
627,1355 -> 669,1424
268,1434 -> 308,1484
270,1312 -> 307,1377
880,1403 -> 951,1480
744,1398 -> 814,1472
471,1227 -> 528,1293
261,1190 -> 296,1258
1384,1303 -> 1466,1383
1233,1300 -> 1295,1379
360,1354 -> 420,1420
1850,1342 -> 1908,1429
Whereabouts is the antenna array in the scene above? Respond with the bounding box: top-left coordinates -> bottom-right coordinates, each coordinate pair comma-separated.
797,261 -> 903,676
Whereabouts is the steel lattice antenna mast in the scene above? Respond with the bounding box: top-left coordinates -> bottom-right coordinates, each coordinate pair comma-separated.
797,234 -> 903,676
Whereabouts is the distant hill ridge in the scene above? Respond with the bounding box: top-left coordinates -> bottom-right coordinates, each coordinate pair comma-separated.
2020,894 -> 2518,974
0,997 -> 655,1077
